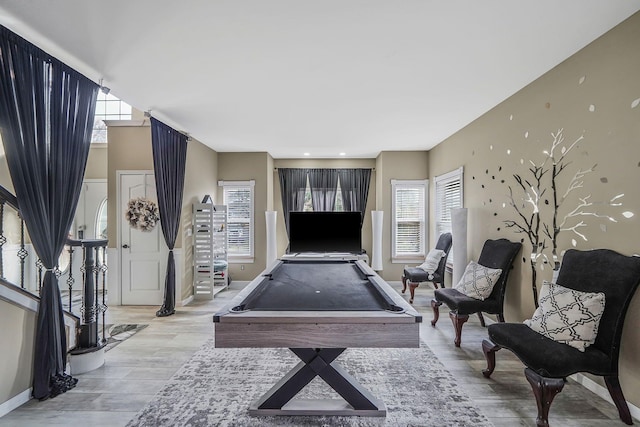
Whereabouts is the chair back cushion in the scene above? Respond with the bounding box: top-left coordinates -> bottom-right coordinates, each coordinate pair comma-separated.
417,248 -> 446,275
433,232 -> 453,282
524,281 -> 605,351
477,239 -> 522,302
555,249 -> 640,358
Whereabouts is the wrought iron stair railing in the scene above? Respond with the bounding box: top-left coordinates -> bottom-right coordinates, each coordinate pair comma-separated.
0,184 -> 108,353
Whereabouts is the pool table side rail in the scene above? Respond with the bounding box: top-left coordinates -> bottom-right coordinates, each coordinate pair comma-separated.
215,322 -> 420,348
213,259 -> 421,322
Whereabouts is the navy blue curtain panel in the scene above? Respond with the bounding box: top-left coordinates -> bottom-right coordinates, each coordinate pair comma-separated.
0,26 -> 98,399
277,168 -> 308,238
308,168 -> 339,211
337,169 -> 371,226
150,117 -> 188,317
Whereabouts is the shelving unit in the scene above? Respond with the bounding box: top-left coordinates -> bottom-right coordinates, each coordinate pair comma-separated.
193,197 -> 228,299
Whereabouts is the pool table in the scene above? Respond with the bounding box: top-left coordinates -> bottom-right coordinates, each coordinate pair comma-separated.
213,258 -> 422,416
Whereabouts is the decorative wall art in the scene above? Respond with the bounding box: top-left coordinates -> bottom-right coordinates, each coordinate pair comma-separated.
476,128 -> 631,307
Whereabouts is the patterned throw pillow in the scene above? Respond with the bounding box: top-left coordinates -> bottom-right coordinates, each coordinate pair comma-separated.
417,249 -> 446,275
453,261 -> 502,300
524,281 -> 605,352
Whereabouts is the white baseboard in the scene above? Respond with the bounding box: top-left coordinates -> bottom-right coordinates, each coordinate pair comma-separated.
571,373 -> 640,422
0,388 -> 31,418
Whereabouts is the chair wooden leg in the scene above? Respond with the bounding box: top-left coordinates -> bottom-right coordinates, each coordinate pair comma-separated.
449,312 -> 469,347
401,275 -> 407,294
477,312 -> 486,327
604,376 -> 633,425
481,339 -> 500,378
409,282 -> 418,303
524,368 -> 565,427
430,299 -> 442,326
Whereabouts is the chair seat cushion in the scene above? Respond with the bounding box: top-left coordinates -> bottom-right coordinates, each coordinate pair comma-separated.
487,323 -> 611,378
404,267 -> 442,283
434,288 -> 501,315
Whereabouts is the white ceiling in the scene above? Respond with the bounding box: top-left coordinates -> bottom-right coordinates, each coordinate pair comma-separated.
1,1 -> 639,159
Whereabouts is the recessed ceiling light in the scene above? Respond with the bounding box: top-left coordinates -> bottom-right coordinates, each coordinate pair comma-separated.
339,152 -> 346,156
303,152 -> 310,156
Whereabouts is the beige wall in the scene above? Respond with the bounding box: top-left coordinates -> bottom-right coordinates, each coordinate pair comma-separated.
181,139 -> 218,300
106,124 -> 154,248
0,299 -> 35,406
374,151 -> 429,281
107,124 -> 219,302
85,145 -> 108,180
217,152 -> 272,281
428,12 -> 640,409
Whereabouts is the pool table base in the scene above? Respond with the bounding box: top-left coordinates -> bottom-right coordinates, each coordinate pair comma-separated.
249,348 -> 386,417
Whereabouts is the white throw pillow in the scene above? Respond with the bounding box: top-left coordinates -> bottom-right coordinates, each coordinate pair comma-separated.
454,261 -> 502,300
524,281 -> 605,352
417,249 -> 446,274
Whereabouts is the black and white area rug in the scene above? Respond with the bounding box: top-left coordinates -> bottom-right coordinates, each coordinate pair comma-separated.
127,341 -> 492,427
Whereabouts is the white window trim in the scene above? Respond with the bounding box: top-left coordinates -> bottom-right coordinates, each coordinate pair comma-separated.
391,179 -> 428,263
218,180 -> 255,263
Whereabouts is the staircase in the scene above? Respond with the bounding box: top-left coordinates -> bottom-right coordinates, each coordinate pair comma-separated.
0,185 -> 108,416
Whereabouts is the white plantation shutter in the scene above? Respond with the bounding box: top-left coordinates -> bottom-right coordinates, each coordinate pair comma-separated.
434,167 -> 463,265
219,180 -> 255,260
392,180 -> 428,260
435,167 -> 463,237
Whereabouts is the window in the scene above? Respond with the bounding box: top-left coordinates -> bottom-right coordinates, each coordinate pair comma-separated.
219,180 -> 255,262
392,179 -> 428,261
92,92 -> 132,143
302,177 -> 344,211
434,167 -> 463,239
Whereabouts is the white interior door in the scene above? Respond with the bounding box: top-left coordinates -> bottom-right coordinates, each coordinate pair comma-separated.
119,171 -> 167,305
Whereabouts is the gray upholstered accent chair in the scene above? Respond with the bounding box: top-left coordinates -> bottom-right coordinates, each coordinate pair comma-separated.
431,238 -> 522,347
482,249 -> 640,427
401,232 -> 452,304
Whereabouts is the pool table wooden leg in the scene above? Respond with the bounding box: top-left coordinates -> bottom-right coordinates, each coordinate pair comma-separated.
252,348 -> 385,416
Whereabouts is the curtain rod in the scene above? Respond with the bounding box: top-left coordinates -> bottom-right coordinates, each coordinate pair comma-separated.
273,167 -> 375,171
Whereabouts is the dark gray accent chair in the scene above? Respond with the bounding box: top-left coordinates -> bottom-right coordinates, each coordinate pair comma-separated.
431,238 -> 522,347
401,233 -> 452,304
482,249 -> 640,427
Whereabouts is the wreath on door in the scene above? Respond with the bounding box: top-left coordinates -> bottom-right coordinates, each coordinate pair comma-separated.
125,197 -> 159,232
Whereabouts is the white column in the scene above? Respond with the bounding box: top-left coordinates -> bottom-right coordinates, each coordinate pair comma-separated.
371,210 -> 384,271
451,208 -> 468,286
265,211 -> 278,267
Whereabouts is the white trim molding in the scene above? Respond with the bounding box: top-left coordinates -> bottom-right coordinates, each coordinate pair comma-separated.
571,373 -> 640,422
0,388 -> 31,418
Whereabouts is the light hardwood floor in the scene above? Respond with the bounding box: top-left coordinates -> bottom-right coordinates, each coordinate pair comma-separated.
0,282 -> 635,426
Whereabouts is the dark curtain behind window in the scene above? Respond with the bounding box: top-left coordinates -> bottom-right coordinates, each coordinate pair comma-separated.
150,117 -> 188,317
338,169 -> 371,226
278,168 -> 308,238
308,168 -> 339,211
0,25 -> 98,399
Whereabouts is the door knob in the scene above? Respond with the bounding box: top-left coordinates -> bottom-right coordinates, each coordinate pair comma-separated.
122,244 -> 130,249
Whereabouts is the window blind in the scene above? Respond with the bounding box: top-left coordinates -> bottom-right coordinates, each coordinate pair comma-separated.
220,180 -> 255,259
392,180 -> 427,259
